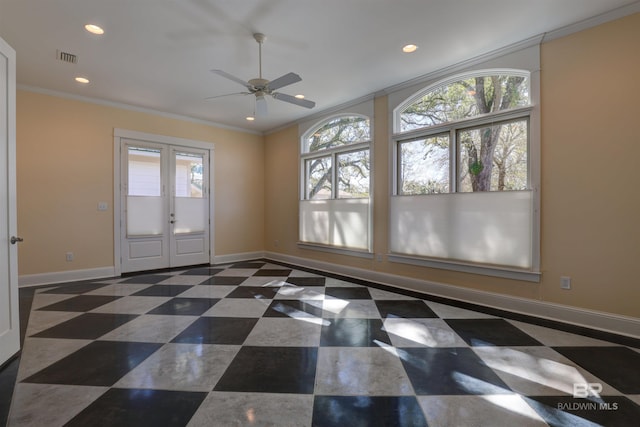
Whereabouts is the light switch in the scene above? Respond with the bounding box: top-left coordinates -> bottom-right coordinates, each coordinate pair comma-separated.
97,202 -> 108,211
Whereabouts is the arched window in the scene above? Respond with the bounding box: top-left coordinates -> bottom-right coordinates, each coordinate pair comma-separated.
394,71 -> 531,194
301,115 -> 371,200
389,69 -> 538,275
299,114 -> 372,253
398,72 -> 530,132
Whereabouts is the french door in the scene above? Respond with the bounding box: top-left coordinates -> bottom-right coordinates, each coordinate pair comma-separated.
1,36 -> 20,366
120,139 -> 211,273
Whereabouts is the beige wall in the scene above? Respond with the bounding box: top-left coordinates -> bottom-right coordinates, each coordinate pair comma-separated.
17,90 -> 264,275
265,13 -> 640,318
16,14 -> 639,319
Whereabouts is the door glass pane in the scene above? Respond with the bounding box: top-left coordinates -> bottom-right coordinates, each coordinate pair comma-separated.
174,152 -> 206,234
128,147 -> 161,196
127,147 -> 163,235
175,152 -> 204,198
399,135 -> 450,195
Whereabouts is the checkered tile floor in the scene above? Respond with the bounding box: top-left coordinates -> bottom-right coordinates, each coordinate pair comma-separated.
6,261 -> 640,426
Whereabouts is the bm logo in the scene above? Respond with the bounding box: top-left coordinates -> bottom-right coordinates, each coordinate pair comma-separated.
573,382 -> 602,398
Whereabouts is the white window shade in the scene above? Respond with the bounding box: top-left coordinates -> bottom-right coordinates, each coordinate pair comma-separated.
300,199 -> 369,251
390,191 -> 533,269
127,196 -> 164,236
174,197 -> 206,234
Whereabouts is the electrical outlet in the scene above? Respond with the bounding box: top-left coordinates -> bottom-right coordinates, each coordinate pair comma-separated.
66,252 -> 74,262
560,276 -> 571,290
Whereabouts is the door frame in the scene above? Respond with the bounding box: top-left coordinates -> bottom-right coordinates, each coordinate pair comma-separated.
113,128 -> 215,275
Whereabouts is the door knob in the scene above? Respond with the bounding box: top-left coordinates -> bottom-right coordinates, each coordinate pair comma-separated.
10,236 -> 23,244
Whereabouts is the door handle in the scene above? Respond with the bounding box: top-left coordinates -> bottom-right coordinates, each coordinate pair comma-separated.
10,236 -> 23,245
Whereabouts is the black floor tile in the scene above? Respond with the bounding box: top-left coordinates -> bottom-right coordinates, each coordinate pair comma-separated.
37,295 -> 122,312
65,388 -> 207,427
398,347 -> 511,395
375,300 -> 438,318
312,396 -> 428,427
264,300 -> 325,319
445,318 -> 543,346
324,287 -> 372,300
230,262 -> 266,269
31,313 -> 138,340
171,317 -> 258,345
197,276 -> 247,286
225,286 -> 278,299
119,274 -> 173,284
131,284 -> 193,297
552,346 -> 640,394
524,395 -> 640,427
320,318 -> 391,347
0,356 -> 19,427
253,269 -> 292,277
180,267 -> 225,276
285,277 -> 326,287
214,346 -> 317,393
40,282 -> 112,294
146,298 -> 219,316
22,341 -> 161,386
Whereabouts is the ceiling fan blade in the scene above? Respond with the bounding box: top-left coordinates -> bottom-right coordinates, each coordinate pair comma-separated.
204,92 -> 250,100
268,72 -> 302,91
211,69 -> 251,89
255,95 -> 268,117
272,92 -> 316,109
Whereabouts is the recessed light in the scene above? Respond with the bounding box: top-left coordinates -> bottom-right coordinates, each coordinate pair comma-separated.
84,24 -> 105,35
295,94 -> 305,99
246,116 -> 255,121
75,77 -> 90,84
402,44 -> 418,53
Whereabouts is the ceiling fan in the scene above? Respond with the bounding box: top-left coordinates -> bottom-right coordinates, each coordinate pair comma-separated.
208,33 -> 315,116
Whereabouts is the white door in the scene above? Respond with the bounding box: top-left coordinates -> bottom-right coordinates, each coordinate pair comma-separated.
120,140 -> 211,273
0,37 -> 20,366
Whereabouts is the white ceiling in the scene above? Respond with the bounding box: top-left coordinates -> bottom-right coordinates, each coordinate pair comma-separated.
1,0 -> 637,133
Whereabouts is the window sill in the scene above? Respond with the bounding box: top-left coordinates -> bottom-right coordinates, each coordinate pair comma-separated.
297,242 -> 374,259
388,253 -> 541,283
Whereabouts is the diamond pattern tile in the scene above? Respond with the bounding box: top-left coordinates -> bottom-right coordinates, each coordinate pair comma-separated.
4,260 -> 639,426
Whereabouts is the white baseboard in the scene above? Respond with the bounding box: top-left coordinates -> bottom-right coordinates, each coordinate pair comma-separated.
266,251 -> 640,340
212,251 -> 266,265
19,266 -> 117,288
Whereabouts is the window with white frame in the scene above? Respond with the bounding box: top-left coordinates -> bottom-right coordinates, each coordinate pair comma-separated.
390,69 -> 539,277
300,115 -> 372,252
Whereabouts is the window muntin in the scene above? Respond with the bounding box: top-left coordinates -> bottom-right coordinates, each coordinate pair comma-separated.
399,73 -> 530,133
399,134 -> 450,195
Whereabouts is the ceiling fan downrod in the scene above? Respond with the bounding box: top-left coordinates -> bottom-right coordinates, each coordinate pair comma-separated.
253,33 -> 266,79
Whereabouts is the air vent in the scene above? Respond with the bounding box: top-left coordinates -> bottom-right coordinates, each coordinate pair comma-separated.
56,50 -> 78,64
